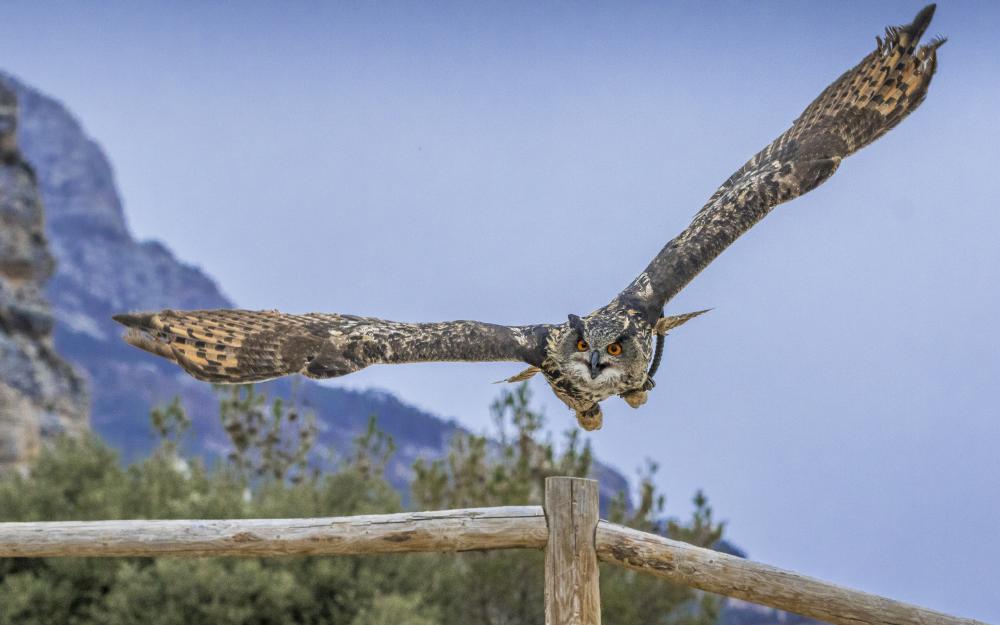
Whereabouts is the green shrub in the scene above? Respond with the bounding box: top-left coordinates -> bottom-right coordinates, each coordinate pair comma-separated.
0,384 -> 724,625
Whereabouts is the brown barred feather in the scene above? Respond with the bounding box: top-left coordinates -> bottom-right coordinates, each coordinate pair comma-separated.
653,309 -> 711,336
619,4 -> 944,322
114,310 -> 548,384
114,6 -> 944,429
498,366 -> 542,384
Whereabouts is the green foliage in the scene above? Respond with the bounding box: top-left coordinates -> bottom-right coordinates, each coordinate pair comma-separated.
97,560 -> 309,625
349,593 -> 440,625
351,415 -> 397,482
149,397 -> 190,457
412,385 -> 723,625
0,383 -> 726,625
412,384 -> 592,510
216,384 -> 318,483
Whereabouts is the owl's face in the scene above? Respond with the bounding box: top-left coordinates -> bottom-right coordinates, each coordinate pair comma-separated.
551,311 -> 653,398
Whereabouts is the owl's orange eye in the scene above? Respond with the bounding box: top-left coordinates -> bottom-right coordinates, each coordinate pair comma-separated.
576,339 -> 589,352
607,342 -> 622,356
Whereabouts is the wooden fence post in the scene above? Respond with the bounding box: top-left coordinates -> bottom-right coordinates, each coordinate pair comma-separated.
544,476 -> 601,625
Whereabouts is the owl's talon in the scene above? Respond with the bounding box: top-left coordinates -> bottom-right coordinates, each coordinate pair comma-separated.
576,405 -> 603,431
620,389 -> 649,409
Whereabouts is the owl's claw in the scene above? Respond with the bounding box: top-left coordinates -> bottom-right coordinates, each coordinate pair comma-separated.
620,389 -> 649,409
576,405 -> 603,431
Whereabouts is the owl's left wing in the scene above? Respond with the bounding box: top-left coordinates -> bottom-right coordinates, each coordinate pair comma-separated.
114,309 -> 550,383
618,5 -> 944,323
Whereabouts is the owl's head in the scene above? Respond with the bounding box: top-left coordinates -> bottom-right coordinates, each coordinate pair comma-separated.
556,311 -> 653,390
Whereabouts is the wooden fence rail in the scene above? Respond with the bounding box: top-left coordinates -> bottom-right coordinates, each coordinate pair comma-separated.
0,506 -> 547,558
0,477 -> 987,625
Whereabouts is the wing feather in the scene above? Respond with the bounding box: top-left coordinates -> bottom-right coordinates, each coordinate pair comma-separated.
114,309 -> 550,383
619,5 -> 944,322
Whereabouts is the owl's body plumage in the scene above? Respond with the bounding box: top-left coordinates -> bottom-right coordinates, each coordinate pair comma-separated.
539,307 -> 654,430
115,6 -> 945,431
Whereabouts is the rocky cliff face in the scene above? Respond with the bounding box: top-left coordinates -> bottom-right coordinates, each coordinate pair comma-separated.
0,80 -> 88,471
0,71 -> 817,625
0,72 -> 629,500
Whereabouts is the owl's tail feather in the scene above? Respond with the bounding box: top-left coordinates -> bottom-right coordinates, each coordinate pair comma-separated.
113,309 -> 323,384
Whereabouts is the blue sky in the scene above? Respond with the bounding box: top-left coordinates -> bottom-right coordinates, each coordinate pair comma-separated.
2,1 -> 998,621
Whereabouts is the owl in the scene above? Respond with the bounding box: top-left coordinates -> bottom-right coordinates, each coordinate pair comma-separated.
115,6 -> 944,431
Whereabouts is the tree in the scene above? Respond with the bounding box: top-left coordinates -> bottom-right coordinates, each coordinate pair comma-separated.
0,383 -> 727,625
215,384 -> 318,484
411,384 -> 724,625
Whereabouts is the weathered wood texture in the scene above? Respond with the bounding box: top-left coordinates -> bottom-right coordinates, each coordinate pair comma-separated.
595,522 -> 988,625
0,498 -> 987,625
544,477 -> 601,625
0,506 -> 547,558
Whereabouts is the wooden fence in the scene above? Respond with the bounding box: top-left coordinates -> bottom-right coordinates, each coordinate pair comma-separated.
0,477 -> 987,625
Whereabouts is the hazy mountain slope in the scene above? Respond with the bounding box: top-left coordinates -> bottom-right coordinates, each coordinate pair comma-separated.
0,70 -> 822,625
0,71 -> 629,498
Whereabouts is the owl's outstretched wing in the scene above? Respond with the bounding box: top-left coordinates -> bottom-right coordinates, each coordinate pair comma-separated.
114,309 -> 550,383
619,5 -> 944,323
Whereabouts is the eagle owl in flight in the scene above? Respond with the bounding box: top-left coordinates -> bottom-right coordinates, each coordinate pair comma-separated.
116,6 -> 944,431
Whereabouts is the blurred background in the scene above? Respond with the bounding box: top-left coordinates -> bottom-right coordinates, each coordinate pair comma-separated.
0,1 -> 997,623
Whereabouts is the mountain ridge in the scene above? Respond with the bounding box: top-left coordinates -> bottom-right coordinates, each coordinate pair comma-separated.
0,69 -> 826,625
0,70 -> 630,499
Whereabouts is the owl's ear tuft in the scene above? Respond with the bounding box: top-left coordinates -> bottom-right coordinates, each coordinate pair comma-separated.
567,314 -> 586,337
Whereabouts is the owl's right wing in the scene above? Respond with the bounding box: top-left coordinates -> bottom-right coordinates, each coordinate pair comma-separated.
618,5 -> 944,324
114,309 -> 551,383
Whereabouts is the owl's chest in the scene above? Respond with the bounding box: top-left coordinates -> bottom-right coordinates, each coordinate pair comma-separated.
539,359 -> 642,410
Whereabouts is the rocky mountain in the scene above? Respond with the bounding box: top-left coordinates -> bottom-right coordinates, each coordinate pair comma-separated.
0,71 -> 823,625
0,71 -> 629,499
0,80 -> 88,471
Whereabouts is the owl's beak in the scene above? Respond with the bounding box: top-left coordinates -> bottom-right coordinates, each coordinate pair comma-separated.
589,351 -> 602,379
